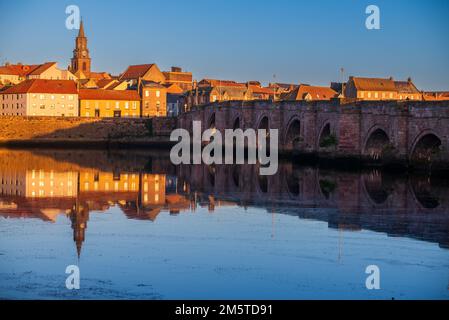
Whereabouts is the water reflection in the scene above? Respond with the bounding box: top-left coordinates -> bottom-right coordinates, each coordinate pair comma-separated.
1,148 -> 449,259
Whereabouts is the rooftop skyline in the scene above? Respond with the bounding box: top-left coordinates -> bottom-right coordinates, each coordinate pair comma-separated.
0,0 -> 448,90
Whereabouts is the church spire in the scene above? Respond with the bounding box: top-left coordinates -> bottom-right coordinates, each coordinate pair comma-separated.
70,18 -> 91,77
78,19 -> 85,38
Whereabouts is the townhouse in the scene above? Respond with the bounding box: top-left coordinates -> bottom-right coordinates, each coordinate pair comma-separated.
78,89 -> 141,118
0,79 -> 78,116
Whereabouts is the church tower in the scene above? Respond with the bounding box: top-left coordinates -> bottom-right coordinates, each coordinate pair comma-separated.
69,20 -> 91,78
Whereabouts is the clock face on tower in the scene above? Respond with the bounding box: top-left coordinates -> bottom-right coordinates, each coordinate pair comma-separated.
82,50 -> 87,57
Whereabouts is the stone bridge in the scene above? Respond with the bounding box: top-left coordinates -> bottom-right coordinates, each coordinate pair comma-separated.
176,162 -> 449,248
177,100 -> 449,169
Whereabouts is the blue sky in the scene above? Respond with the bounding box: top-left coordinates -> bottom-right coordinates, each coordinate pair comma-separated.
0,0 -> 448,90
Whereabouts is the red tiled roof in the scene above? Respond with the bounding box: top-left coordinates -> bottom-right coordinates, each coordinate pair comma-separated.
249,85 -> 275,95
164,83 -> 184,94
90,72 -> 112,80
79,89 -> 140,101
96,79 -> 117,89
1,79 -> 77,94
283,85 -> 338,100
352,77 -> 397,92
107,81 -> 125,90
28,62 -> 56,76
120,64 -> 155,80
394,80 -> 420,94
0,64 -> 40,76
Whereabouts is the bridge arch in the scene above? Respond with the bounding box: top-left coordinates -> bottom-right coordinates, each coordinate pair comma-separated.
284,117 -> 302,150
363,126 -> 392,160
232,115 -> 241,130
317,122 -> 336,149
257,114 -> 270,131
207,112 -> 216,130
410,131 -> 442,163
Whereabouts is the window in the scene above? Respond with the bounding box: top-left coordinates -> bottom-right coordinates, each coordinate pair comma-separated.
145,90 -> 149,97
374,92 -> 378,99
68,95 -> 73,100
132,102 -> 137,109
389,93 -> 393,99
40,105 -> 45,109
156,90 -> 160,98
40,95 -> 45,100
51,95 -> 55,100
125,102 -> 129,109
68,104 -> 74,109
367,92 -> 372,98
382,93 -> 385,99
115,101 -> 120,109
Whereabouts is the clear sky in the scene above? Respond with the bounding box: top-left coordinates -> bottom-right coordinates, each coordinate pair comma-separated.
0,0 -> 448,90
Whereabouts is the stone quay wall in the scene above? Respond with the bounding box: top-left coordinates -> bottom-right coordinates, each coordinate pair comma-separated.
0,116 -> 177,147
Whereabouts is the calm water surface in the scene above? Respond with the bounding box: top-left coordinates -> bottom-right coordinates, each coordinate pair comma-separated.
0,149 -> 448,300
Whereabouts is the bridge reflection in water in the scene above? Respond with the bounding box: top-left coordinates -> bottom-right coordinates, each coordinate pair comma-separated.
1,148 -> 448,258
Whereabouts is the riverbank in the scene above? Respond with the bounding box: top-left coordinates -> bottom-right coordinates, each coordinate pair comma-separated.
0,137 -> 176,149
1,116 -> 447,174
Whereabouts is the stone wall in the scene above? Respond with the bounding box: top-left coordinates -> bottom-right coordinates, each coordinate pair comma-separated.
0,116 -> 176,144
178,99 -> 449,169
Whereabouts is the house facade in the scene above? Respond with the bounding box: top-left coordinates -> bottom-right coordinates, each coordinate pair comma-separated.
140,81 -> 167,117
186,80 -> 253,108
0,79 -> 78,116
394,78 -> 422,100
344,76 -> 422,101
79,89 -> 141,118
345,76 -> 398,100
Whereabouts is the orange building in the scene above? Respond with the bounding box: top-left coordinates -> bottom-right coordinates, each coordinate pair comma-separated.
119,64 -> 165,87
345,76 -> 422,101
140,80 -> 167,117
79,89 -> 141,118
0,79 -> 78,116
162,67 -> 193,92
